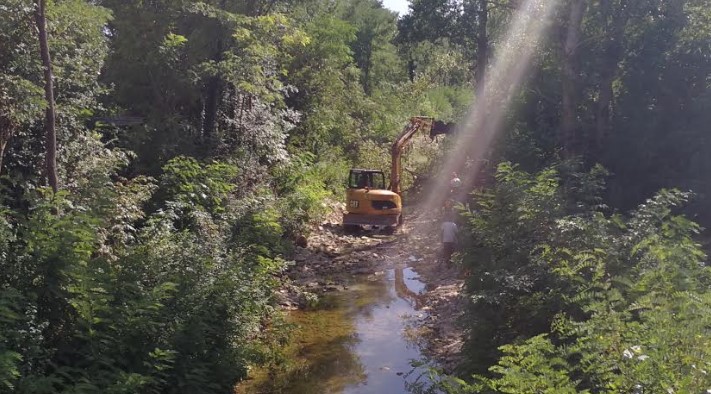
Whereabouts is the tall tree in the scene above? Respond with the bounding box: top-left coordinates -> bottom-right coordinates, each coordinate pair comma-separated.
0,86 -> 18,175
34,0 -> 58,192
100,0 -> 306,171
201,0 -> 228,143
474,0 -> 489,87
397,0 -> 458,44
559,0 -> 587,157
343,0 -> 402,94
592,0 -> 630,157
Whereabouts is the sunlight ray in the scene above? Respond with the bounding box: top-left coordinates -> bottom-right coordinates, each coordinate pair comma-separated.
422,0 -> 562,215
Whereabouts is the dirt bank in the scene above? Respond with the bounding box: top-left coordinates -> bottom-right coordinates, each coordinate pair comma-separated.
280,204 -> 466,373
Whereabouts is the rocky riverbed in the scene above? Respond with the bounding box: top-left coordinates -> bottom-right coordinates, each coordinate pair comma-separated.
277,204 -> 466,373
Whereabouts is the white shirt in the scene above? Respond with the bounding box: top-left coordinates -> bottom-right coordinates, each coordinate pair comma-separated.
450,177 -> 462,188
441,222 -> 458,243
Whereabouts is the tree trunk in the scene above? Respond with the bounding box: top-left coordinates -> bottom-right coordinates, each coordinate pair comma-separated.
202,0 -> 228,145
560,0 -> 586,158
202,74 -> 222,141
407,58 -> 416,82
0,113 -> 13,175
474,0 -> 489,88
362,41 -> 372,95
0,138 -> 7,175
594,0 -> 628,158
35,0 -> 58,192
595,64 -> 614,155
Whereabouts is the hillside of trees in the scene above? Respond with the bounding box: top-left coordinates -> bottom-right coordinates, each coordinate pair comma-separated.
1,0 -> 710,392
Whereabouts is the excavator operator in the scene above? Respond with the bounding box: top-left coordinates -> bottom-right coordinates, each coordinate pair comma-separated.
356,173 -> 370,188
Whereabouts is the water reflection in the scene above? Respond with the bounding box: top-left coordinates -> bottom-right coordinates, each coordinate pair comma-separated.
342,267 -> 429,394
394,266 -> 426,310
237,267 -> 431,394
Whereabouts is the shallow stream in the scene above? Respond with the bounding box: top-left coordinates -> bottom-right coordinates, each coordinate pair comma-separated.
239,265 -> 435,393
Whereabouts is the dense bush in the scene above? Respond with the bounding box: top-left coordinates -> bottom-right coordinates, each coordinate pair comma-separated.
0,156 -> 286,393
446,163 -> 711,392
271,153 -> 333,237
0,0 -> 469,390
4,0 -> 709,390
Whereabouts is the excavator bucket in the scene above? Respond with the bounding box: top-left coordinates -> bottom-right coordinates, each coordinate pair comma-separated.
430,121 -> 456,139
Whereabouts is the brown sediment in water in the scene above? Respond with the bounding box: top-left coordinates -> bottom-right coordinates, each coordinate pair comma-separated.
237,301 -> 362,393
237,204 -> 466,393
237,271 -> 431,394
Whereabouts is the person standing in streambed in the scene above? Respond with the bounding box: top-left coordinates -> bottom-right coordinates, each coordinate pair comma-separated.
441,215 -> 458,264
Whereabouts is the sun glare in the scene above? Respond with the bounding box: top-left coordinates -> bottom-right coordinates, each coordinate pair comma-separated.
422,0 -> 562,216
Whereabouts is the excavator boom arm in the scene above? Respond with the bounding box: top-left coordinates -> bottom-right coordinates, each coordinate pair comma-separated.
390,117 -> 430,195
390,117 -> 455,195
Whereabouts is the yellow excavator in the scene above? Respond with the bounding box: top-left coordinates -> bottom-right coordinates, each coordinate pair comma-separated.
342,116 -> 454,232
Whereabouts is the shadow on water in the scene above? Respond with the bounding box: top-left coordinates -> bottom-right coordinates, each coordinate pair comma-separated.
237,265 -> 436,394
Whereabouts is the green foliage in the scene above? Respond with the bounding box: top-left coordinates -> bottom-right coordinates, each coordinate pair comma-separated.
101,0 -> 306,168
3,0 -> 710,389
421,86 -> 473,121
0,1 -> 45,136
159,156 -> 238,215
447,163 -> 711,393
234,205 -> 286,257
286,13 -> 367,155
0,152 -> 287,392
355,140 -> 391,175
476,335 -> 581,394
272,153 -> 332,236
456,162 -> 570,374
1,0 -> 111,181
48,0 -> 112,116
0,289 -> 22,392
202,12 -> 310,103
406,41 -> 473,88
340,0 -> 404,94
2,0 -> 467,387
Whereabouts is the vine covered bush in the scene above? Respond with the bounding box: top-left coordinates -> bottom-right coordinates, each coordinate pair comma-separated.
0,156 -> 286,393
447,163 -> 711,393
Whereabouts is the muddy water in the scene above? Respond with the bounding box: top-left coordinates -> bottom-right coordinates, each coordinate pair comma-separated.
239,266 -> 435,393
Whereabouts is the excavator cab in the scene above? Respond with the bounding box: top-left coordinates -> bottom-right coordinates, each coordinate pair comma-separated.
349,170 -> 385,190
343,169 -> 401,232
342,116 -> 455,233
